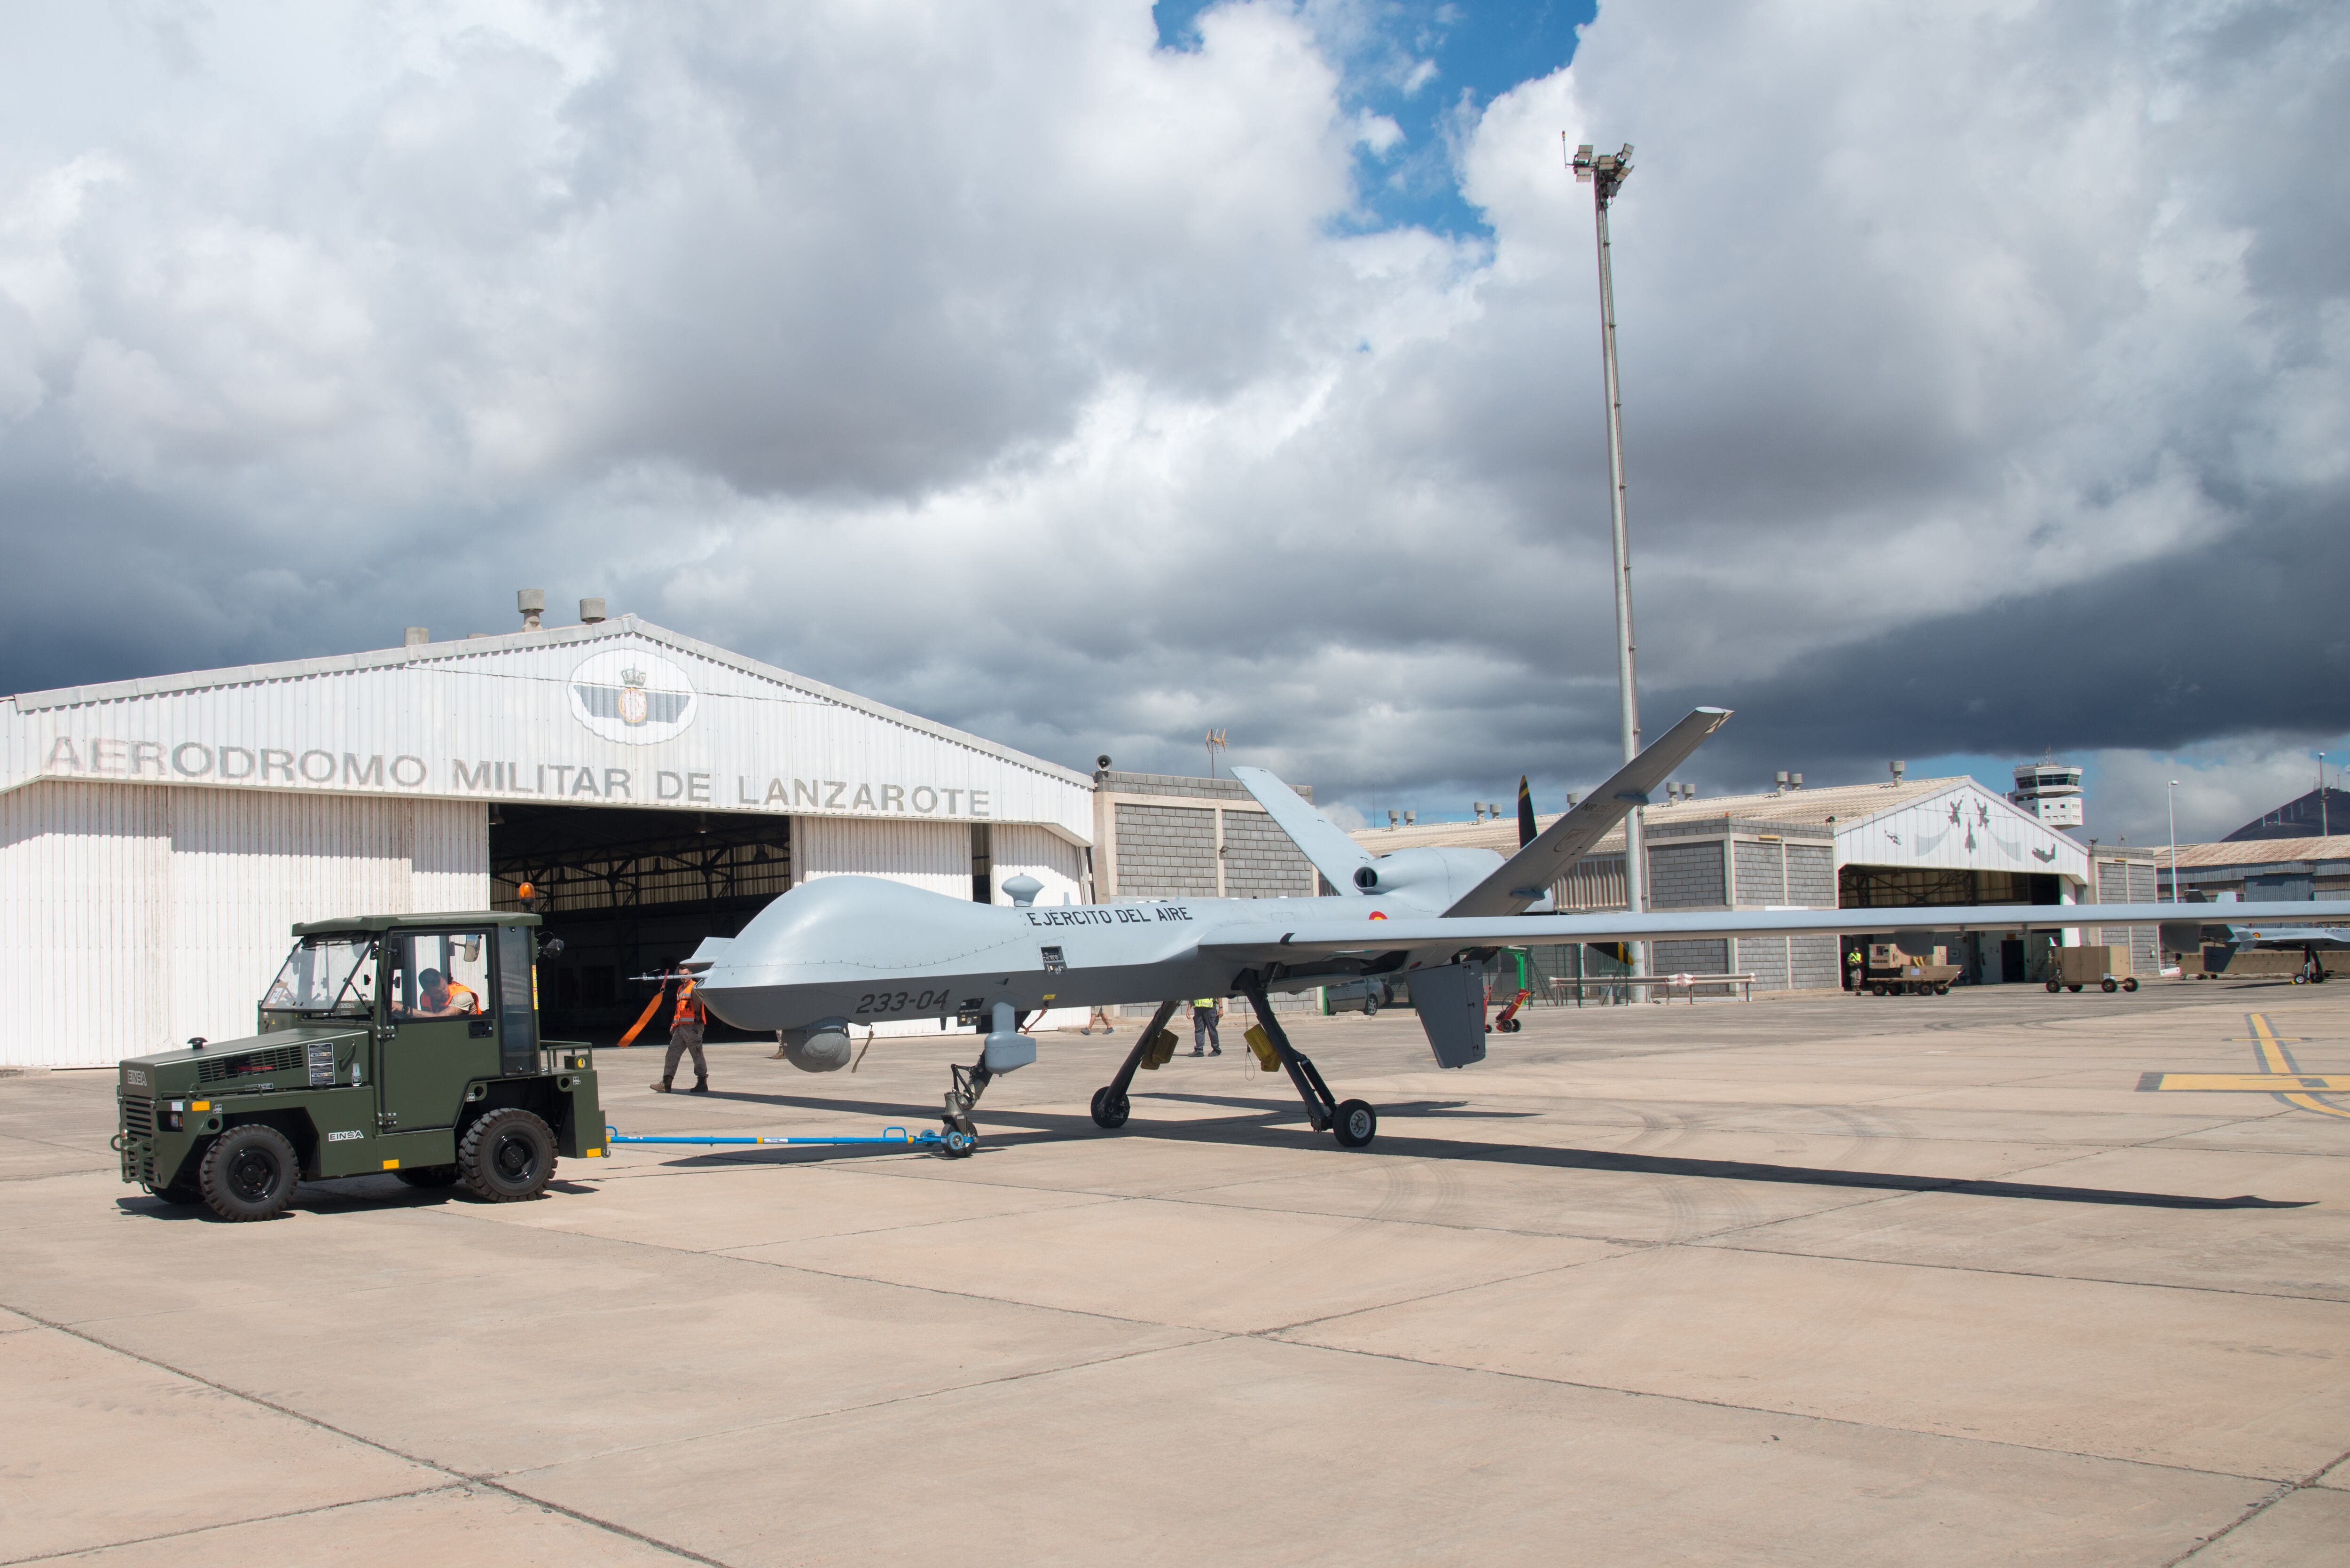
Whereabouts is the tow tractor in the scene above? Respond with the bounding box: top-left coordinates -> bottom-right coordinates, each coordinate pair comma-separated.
116,913 -> 601,1221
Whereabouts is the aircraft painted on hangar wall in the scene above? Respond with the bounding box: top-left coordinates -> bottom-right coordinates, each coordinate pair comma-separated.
687,708 -> 2350,1152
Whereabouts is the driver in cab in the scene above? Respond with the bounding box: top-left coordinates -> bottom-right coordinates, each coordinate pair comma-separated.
395,967 -> 479,1019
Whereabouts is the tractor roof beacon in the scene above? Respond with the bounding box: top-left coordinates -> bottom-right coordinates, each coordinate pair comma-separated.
115,912 -> 604,1222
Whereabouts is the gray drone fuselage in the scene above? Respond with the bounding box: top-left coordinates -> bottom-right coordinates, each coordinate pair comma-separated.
692,845 -> 1506,1039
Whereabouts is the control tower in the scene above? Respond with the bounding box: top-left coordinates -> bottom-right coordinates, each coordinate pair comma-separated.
2009,760 -> 2084,828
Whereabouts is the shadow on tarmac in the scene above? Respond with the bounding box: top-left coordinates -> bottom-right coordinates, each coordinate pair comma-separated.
625,1088 -> 2311,1211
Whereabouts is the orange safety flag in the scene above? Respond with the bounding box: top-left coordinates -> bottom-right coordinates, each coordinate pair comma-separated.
616,988 -> 666,1048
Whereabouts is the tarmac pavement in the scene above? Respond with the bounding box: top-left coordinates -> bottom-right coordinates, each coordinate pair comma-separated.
3,980 -> 2348,1565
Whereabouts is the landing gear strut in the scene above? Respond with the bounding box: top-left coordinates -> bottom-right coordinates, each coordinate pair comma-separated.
1240,978 -> 1378,1150
1091,999 -> 1181,1129
939,1061 -> 987,1157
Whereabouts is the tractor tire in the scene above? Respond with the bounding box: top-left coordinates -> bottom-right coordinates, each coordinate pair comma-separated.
1935,983 -> 1950,996
2101,978 -> 2118,993
198,1124 -> 299,1222
2122,978 -> 2139,992
2068,984 -> 2083,993
2045,979 -> 2060,993
395,1165 -> 461,1189
456,1108 -> 556,1202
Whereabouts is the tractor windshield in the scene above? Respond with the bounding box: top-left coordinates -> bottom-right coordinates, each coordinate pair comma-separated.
259,935 -> 378,1019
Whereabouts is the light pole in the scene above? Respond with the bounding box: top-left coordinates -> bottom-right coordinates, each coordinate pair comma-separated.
1570,138 -> 1647,996
2167,780 -> 2180,903
2320,752 -> 2329,838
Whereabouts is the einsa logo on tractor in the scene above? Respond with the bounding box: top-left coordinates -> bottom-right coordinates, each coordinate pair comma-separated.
114,913 -> 603,1221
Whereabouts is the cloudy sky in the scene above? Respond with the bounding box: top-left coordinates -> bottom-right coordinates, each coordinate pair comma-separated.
1,0 -> 2343,843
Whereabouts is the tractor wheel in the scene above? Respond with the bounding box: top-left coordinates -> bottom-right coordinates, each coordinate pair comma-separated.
1935,983 -> 1950,996
456,1108 -> 556,1202
2068,984 -> 2083,993
2122,978 -> 2139,992
395,1165 -> 461,1189
198,1124 -> 299,1222
2100,978 -> 2118,993
2045,979 -> 2060,993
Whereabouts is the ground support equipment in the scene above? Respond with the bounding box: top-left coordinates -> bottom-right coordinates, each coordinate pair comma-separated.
1240,978 -> 1377,1149
607,1123 -> 971,1156
1089,999 -> 1183,1129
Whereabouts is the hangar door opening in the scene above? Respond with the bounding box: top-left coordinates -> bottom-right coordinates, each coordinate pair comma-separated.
489,805 -> 794,1045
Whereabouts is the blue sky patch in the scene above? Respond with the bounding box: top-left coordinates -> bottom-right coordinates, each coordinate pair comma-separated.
1152,0 -> 1593,236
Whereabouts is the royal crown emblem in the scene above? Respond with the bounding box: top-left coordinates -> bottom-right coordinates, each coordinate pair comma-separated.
617,666 -> 649,725
569,651 -> 695,743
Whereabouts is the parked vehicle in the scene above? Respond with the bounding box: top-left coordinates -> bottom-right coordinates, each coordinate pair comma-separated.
2045,944 -> 2139,994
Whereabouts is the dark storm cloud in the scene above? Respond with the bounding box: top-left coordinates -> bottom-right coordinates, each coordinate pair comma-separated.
1,0 -> 2344,830
1650,497 -> 2350,781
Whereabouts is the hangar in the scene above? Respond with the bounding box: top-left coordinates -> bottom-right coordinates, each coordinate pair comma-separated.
1,614 -> 1096,1068
1351,772 -> 2095,993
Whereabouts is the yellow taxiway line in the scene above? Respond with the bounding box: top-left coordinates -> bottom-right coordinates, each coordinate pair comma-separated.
2138,1014 -> 2350,1120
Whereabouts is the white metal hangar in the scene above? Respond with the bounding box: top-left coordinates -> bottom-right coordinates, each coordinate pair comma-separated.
0,617 -> 1097,1068
1352,772 -> 2094,993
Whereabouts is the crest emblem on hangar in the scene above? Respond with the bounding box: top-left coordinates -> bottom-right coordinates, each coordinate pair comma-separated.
568,649 -> 698,745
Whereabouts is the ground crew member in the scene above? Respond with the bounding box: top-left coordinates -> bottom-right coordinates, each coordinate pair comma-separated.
652,966 -> 710,1093
1846,945 -> 1865,991
1190,996 -> 1222,1056
398,967 -> 478,1019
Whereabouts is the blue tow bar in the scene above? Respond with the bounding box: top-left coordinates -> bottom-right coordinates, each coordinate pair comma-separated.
604,1123 -> 975,1155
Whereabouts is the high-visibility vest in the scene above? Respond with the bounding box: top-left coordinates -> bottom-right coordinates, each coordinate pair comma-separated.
436,981 -> 481,1014
673,980 -> 706,1027
1191,998 -> 1217,1009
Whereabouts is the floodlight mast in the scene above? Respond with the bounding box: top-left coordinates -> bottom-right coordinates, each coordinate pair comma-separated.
1571,138 -> 1648,996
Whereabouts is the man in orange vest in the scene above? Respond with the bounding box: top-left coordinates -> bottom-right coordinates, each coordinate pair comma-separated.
651,962 -> 709,1094
399,967 -> 479,1019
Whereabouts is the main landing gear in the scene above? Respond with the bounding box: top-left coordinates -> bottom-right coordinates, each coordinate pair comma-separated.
1086,982 -> 1379,1149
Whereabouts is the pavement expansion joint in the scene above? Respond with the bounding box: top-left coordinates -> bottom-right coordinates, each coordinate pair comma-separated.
1695,1237 -> 2350,1305
0,1483 -> 465,1568
2163,1475 -> 2318,1567
0,1307 -> 726,1568
1260,1333 -> 2300,1486
494,1334 -> 1224,1480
